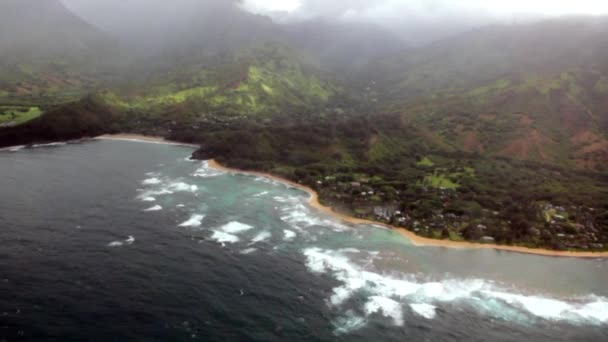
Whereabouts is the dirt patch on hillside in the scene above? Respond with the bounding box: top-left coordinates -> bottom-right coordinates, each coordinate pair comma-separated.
462,131 -> 485,152
498,129 -> 553,160
518,113 -> 534,126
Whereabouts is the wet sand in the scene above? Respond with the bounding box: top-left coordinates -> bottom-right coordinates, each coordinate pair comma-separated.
208,159 -> 608,259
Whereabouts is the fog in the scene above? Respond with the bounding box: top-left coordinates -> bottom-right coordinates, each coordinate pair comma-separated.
61,0 -> 608,47
244,0 -> 608,43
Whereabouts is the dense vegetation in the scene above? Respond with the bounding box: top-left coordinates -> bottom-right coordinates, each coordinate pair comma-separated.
1,1 -> 607,251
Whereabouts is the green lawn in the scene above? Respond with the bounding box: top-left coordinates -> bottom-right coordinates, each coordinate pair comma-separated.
0,106 -> 43,126
416,156 -> 435,167
420,173 -> 460,189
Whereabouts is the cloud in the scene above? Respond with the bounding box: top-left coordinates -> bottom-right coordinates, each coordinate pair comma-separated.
249,0 -> 608,20
242,0 -> 608,43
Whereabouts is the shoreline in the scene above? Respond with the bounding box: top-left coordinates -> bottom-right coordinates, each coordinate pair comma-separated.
94,134 -> 200,148
208,159 -> 608,259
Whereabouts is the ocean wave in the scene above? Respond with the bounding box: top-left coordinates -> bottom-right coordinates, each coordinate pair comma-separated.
219,222 -> 253,234
364,296 -> 404,326
166,182 -> 198,193
410,303 -> 437,319
303,247 -> 608,333
138,179 -> 200,199
283,230 -> 297,241
141,197 -> 156,202
0,145 -> 26,152
193,161 -> 224,178
333,310 -> 367,335
250,231 -> 271,244
108,236 -> 135,247
32,142 -> 67,148
142,177 -> 162,185
280,203 -> 350,232
143,205 -> 162,212
211,231 -> 240,244
179,214 -> 205,228
207,222 -> 255,246
240,248 -> 258,255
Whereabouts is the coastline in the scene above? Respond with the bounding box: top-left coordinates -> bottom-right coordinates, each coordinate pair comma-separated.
208,159 -> 608,259
94,134 -> 200,148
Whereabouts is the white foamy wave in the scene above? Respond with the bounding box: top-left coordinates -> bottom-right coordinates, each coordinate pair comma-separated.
280,204 -> 350,232
480,291 -> 608,324
251,231 -> 271,244
273,196 -> 300,204
142,177 -> 162,185
138,179 -> 199,199
219,222 -> 253,234
211,231 -> 240,244
0,145 -> 26,152
252,191 -> 269,197
208,222 -> 254,246
167,182 -> 198,193
364,296 -> 404,326
283,230 -> 296,241
108,236 -> 135,247
193,161 -> 224,178
253,176 -> 283,187
333,310 -> 367,335
410,303 -> 437,319
240,248 -> 258,255
144,205 -> 162,212
142,197 -> 156,202
139,189 -> 173,197
179,214 -> 205,227
32,142 -> 67,148
303,247 -> 608,332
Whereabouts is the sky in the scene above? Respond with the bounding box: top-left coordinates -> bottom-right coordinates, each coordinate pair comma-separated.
244,0 -> 608,19
60,0 -> 608,47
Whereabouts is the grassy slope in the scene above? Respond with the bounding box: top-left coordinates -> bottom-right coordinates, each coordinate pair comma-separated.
0,106 -> 42,126
99,44 -> 339,117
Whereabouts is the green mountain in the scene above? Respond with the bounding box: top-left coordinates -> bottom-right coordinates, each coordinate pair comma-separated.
372,17 -> 608,170
0,0 -> 115,104
98,44 -> 341,119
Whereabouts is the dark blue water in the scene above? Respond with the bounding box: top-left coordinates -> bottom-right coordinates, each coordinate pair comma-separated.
0,140 -> 606,341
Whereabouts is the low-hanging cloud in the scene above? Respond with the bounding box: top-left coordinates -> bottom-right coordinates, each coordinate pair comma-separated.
250,0 -> 608,19
242,0 -> 608,43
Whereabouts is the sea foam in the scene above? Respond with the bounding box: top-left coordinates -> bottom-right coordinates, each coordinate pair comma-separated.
219,222 -> 253,234
193,161 -> 224,178
142,177 -> 162,185
179,214 -> 205,228
251,231 -> 271,244
303,247 -> 608,332
211,231 -> 240,244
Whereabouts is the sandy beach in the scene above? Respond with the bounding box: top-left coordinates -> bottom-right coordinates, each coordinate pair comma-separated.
208,159 -> 608,259
95,134 -> 200,148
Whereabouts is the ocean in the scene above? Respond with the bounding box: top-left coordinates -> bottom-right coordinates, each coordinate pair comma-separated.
0,139 -> 606,341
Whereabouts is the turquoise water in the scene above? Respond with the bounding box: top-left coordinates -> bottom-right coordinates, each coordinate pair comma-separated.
0,139 -> 606,341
